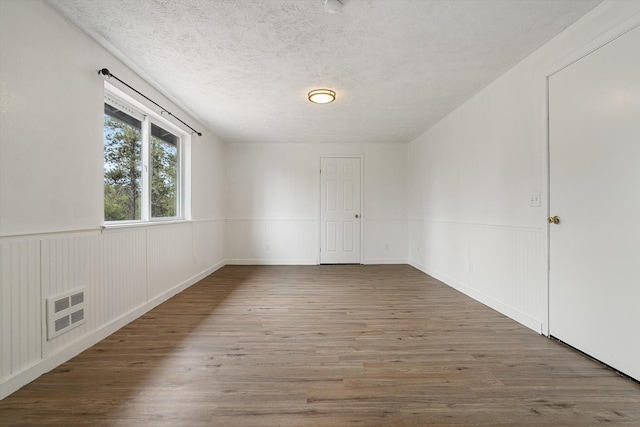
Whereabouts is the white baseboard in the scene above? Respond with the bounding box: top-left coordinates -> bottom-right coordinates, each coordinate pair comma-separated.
408,261 -> 543,334
362,258 -> 407,265
226,259 -> 408,266
0,261 -> 226,400
225,259 -> 318,265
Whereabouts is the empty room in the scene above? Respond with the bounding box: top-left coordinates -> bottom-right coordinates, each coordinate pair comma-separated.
1,0 -> 639,425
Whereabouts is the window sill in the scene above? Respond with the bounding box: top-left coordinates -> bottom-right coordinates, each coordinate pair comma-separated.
101,219 -> 191,233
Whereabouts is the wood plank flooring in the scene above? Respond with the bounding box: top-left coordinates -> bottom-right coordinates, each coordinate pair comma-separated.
1,265 -> 638,426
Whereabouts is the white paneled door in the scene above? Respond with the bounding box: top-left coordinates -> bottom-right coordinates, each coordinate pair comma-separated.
548,25 -> 640,381
320,157 -> 361,264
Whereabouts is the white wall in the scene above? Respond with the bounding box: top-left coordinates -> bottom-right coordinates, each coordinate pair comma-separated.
226,142 -> 408,264
4,0 -> 638,402
407,1 -> 640,334
0,0 -> 226,399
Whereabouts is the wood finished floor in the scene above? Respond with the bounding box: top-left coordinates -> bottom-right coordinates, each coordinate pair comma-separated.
1,265 -> 638,426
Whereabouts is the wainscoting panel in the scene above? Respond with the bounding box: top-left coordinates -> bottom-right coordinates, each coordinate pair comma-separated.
0,240 -> 41,381
226,219 -> 265,263
409,219 -> 546,333
101,229 -> 147,324
147,223 -> 194,298
362,219 -> 407,264
409,219 -> 469,286
264,219 -> 318,263
41,233 -> 101,357
1,221 -> 225,399
193,220 -> 226,273
226,219 -> 318,264
469,225 -> 546,330
227,218 -> 408,265
407,219 -> 424,268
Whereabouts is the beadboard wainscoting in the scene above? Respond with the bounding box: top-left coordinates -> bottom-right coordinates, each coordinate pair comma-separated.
408,219 -> 546,334
226,219 -> 319,265
0,220 -> 225,399
226,218 -> 408,265
0,239 -> 42,387
361,218 -> 408,265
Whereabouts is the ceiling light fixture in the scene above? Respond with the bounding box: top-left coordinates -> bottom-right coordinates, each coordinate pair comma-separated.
308,89 -> 336,104
324,0 -> 342,13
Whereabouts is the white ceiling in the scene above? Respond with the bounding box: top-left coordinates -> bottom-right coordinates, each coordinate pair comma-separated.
50,0 -> 601,144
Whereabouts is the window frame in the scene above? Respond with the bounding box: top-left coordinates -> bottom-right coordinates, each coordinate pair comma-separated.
103,82 -> 190,225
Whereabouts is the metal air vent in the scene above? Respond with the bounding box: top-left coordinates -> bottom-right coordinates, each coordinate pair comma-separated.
47,288 -> 86,340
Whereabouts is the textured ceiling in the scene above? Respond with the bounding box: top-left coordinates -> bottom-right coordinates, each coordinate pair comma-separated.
49,0 -> 601,144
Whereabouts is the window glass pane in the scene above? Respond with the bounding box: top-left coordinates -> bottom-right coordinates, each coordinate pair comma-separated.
150,123 -> 179,218
104,104 -> 142,221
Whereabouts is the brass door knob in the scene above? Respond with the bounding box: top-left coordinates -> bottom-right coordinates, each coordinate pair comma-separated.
548,216 -> 560,224
355,214 -> 360,219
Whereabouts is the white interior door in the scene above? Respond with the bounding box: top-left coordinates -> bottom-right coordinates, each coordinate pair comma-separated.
320,157 -> 361,264
548,25 -> 640,381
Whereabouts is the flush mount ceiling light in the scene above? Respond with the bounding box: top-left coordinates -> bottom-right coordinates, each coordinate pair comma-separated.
324,0 -> 342,13
308,89 -> 336,104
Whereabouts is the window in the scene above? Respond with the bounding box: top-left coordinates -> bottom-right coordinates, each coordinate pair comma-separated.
103,90 -> 185,223
150,123 -> 179,218
103,102 -> 143,221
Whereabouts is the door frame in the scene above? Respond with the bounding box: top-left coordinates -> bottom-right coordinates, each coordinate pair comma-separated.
544,19 -> 640,336
318,155 -> 364,264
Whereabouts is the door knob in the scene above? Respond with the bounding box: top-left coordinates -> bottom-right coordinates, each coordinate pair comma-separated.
548,216 -> 560,224
355,214 -> 360,219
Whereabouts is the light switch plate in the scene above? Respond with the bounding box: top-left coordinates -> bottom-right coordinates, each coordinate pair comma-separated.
529,191 -> 541,207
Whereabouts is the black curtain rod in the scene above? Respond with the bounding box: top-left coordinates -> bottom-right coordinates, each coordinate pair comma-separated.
99,68 -> 202,137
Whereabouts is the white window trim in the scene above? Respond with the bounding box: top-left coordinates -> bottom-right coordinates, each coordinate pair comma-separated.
103,81 -> 192,226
